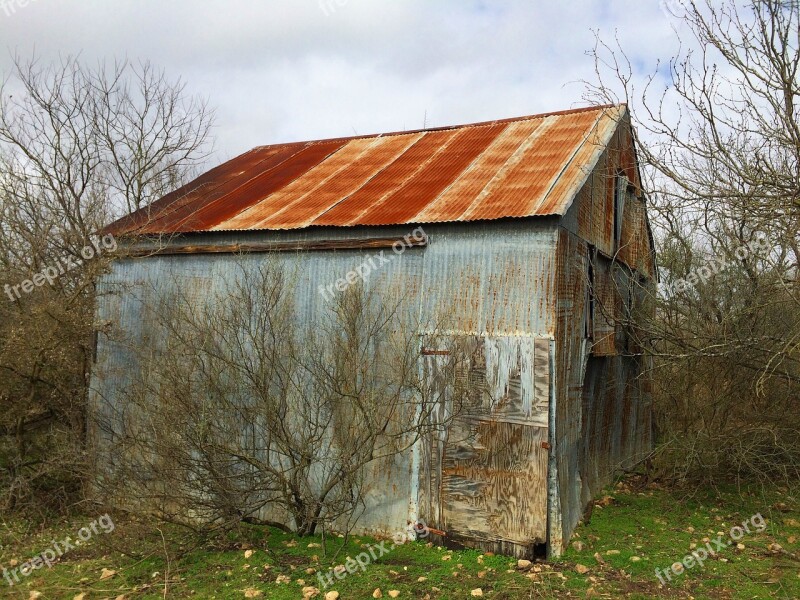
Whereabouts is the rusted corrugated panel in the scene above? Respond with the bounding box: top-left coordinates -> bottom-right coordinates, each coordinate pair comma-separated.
260,134 -> 426,229
107,145 -> 295,235
137,142 -> 328,234
464,110 -> 605,220
537,109 -> 621,216
551,226 -> 654,555
413,119 -> 544,222
592,256 -> 618,357
310,129 -> 463,227
104,104 -> 625,235
214,138 -> 380,231
170,141 -> 347,233
351,123 -> 507,226
618,197 -> 656,278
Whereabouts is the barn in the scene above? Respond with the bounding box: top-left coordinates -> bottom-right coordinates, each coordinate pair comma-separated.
91,103 -> 656,557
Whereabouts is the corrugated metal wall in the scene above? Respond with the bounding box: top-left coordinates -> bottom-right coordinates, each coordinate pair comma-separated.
552,112 -> 655,553
90,221 -> 562,551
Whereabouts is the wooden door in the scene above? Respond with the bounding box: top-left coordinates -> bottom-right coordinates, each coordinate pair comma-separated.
418,335 -> 552,556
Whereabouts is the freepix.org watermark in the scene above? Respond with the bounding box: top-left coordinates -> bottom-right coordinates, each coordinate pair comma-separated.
318,227 -> 426,302
316,520 -> 430,589
2,514 -> 115,587
659,0 -> 690,18
1,0 -> 39,17
319,0 -> 348,17
660,234 -> 770,296
4,234 -> 117,302
654,512 -> 766,585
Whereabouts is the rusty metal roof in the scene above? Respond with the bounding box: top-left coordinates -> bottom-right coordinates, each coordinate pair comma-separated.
107,104 -> 626,235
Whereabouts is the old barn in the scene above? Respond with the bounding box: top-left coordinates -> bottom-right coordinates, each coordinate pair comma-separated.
92,103 -> 656,557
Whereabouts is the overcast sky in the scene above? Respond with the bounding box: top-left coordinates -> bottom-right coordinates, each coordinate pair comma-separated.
0,0 -> 689,163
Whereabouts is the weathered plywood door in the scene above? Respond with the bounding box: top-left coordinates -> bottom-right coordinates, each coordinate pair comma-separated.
419,335 -> 552,556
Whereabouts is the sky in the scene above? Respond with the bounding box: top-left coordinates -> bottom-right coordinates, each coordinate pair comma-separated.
0,0 -> 689,163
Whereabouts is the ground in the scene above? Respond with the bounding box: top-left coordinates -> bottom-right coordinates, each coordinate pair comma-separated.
0,477 -> 798,599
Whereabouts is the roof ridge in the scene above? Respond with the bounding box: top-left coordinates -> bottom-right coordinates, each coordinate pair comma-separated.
249,103 -> 623,151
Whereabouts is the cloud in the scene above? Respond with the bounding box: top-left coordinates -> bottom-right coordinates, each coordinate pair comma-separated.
0,0 -> 684,160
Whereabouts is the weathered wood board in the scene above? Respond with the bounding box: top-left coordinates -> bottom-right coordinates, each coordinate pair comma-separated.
419,335 -> 551,556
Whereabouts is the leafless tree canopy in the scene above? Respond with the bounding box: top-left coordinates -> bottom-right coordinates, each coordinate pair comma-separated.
587,0 -> 800,483
0,56 -> 213,514
92,263 -> 469,536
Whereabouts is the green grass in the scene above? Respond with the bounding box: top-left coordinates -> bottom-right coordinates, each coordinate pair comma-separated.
0,477 -> 798,598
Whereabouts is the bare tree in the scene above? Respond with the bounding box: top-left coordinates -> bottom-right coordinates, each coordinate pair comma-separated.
92,261 -> 469,537
585,0 -> 800,482
0,56 -> 214,513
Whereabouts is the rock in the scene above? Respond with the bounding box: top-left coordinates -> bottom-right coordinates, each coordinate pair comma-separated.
373,589 -> 383,598
325,593 -> 340,600
517,559 -> 532,569
471,589 -> 483,597
575,564 -> 590,574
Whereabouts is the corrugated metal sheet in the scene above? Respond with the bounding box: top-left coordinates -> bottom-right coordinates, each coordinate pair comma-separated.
90,220 -> 562,554
105,104 -> 625,236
